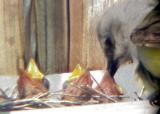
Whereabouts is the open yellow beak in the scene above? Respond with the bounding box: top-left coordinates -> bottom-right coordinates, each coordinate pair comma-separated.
26,59 -> 44,80
68,64 -> 85,81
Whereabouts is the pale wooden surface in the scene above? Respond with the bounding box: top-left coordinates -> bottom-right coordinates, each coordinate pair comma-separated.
0,0 -> 24,75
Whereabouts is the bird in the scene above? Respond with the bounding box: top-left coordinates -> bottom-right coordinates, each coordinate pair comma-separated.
17,59 -> 49,98
130,3 -> 160,105
96,0 -> 160,105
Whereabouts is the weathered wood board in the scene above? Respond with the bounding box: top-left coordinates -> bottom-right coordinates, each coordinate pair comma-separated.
0,0 -> 125,75
0,0 -> 24,75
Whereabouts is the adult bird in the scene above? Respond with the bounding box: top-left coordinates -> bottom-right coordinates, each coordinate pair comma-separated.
97,0 -> 160,105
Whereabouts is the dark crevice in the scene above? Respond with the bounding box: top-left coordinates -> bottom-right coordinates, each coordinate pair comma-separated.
67,0 -> 70,72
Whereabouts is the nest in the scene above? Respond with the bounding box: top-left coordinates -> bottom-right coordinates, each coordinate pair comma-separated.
0,70 -> 144,112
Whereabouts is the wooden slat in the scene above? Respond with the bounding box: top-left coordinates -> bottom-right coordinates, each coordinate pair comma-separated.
23,0 -> 37,66
35,0 -> 69,74
69,0 -> 108,71
82,0 -> 107,70
69,0 -> 84,70
44,0 -> 69,73
46,0 -> 68,73
0,0 -> 6,74
0,0 -> 24,75
34,0 -> 47,72
17,0 -> 25,72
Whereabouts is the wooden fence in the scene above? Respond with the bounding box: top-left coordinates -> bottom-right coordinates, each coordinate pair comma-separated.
0,0 -> 120,75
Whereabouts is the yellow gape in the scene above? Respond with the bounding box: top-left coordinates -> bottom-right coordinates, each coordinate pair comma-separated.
68,64 -> 85,81
26,59 -> 44,80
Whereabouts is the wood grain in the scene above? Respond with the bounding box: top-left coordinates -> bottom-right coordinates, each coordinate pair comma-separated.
69,0 -> 108,71
23,0 -> 37,67
34,0 -> 69,74
34,0 -> 47,72
69,0 -> 84,70
45,0 -> 68,73
0,0 -> 24,75
0,0 -> 122,75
